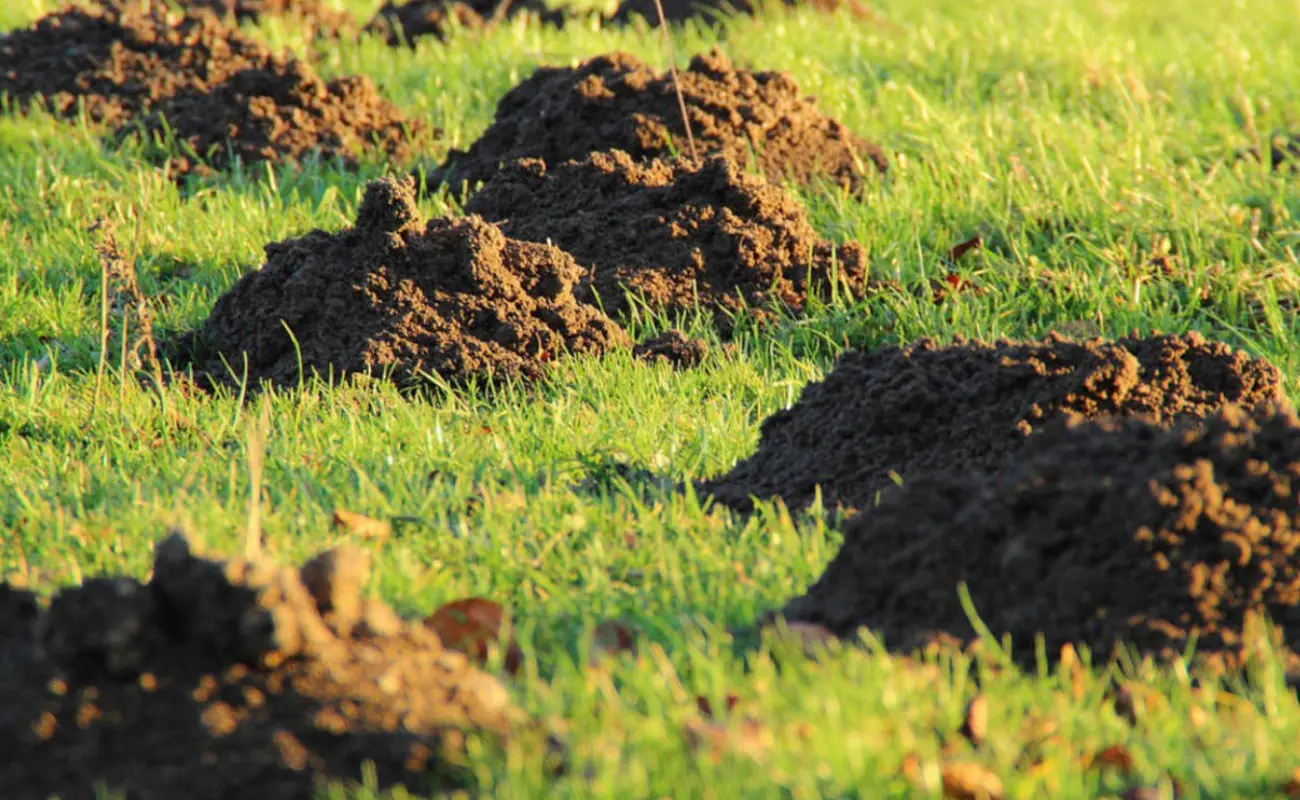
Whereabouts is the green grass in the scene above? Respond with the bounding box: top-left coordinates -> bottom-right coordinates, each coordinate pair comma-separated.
3,0 -> 1300,797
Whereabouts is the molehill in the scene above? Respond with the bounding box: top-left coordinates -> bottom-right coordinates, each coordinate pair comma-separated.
465,149 -> 869,326
176,177 -> 629,391
365,0 -> 566,45
701,332 -> 1286,513
781,403 -> 1300,666
428,49 -> 885,193
608,0 -> 875,27
0,534 -> 519,800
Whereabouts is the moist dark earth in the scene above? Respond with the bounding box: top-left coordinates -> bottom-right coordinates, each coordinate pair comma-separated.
427,49 -> 886,194
130,58 -> 428,178
0,3 -> 275,128
634,330 -> 710,369
366,0 -> 566,45
0,535 -> 520,800
700,332 -> 1287,513
782,403 -> 1300,667
175,177 -> 629,391
0,3 -> 425,175
465,149 -> 869,327
609,0 -> 874,26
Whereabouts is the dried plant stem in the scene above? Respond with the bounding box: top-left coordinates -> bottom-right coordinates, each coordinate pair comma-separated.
651,0 -> 698,161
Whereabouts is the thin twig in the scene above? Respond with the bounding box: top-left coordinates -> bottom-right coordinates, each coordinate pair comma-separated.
651,0 -> 698,161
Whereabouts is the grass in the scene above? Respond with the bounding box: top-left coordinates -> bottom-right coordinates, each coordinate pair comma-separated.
2,0 -> 1300,797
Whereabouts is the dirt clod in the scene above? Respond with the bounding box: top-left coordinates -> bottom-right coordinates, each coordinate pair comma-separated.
465,149 -> 868,326
131,57 -> 428,178
365,0 -> 566,45
0,532 -> 520,800
701,332 -> 1286,513
0,4 -> 274,128
634,330 -> 710,369
429,49 -> 885,193
177,176 -> 629,391
782,403 -> 1300,665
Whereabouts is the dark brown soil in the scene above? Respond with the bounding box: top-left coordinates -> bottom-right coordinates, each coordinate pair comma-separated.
781,403 -> 1300,666
0,3 -> 274,128
185,0 -> 354,36
130,57 -> 429,177
609,0 -> 873,27
101,0 -> 355,37
0,535 -> 520,800
176,176 -> 629,391
428,49 -> 886,193
464,149 -> 869,326
700,332 -> 1286,514
634,330 -> 710,369
365,0 -> 566,45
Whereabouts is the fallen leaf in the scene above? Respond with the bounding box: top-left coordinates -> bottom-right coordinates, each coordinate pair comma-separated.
426,598 -> 522,675
331,509 -> 391,541
592,620 -> 636,659
1088,744 -> 1136,775
961,694 -> 989,747
946,234 -> 984,262
940,762 -> 1004,799
1283,767 -> 1300,798
695,693 -> 740,718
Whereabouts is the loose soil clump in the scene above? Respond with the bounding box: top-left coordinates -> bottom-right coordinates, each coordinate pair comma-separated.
0,3 -> 273,128
365,0 -> 566,45
176,177 -> 628,391
130,57 -> 429,178
185,0 -> 354,36
609,0 -> 873,27
700,332 -> 1286,513
781,403 -> 1300,666
0,534 -> 520,799
428,49 -> 885,193
634,330 -> 710,369
464,149 -> 869,326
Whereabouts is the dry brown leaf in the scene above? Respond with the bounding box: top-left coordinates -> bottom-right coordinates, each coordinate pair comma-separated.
592,620 -> 636,660
331,509 -> 391,540
940,761 -> 1004,799
1088,744 -> 1136,775
945,234 -> 984,262
425,597 -> 522,675
695,693 -> 740,719
961,694 -> 989,747
1283,767 -> 1300,797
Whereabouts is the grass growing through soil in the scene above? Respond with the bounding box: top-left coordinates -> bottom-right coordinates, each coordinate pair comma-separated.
3,0 -> 1300,796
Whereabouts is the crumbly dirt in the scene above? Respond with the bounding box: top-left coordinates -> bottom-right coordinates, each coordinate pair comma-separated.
100,0 -> 355,37
0,535 -> 521,800
634,330 -> 710,369
0,3 -> 275,128
464,149 -> 869,327
782,403 -> 1300,666
428,49 -> 886,193
365,0 -> 566,45
175,177 -> 629,391
129,56 -> 430,178
700,332 -> 1287,514
609,0 -> 873,26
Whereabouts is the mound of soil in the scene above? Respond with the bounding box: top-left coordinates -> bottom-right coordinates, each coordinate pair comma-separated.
0,535 -> 519,799
131,58 -> 429,177
365,0 -> 566,45
464,149 -> 868,326
609,0 -> 871,27
177,177 -> 628,391
700,332 -> 1286,513
782,403 -> 1300,666
634,329 -> 710,369
428,50 -> 885,193
186,0 -> 353,36
0,3 -> 273,128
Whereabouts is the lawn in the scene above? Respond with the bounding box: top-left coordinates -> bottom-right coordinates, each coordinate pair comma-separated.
2,0 -> 1299,797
